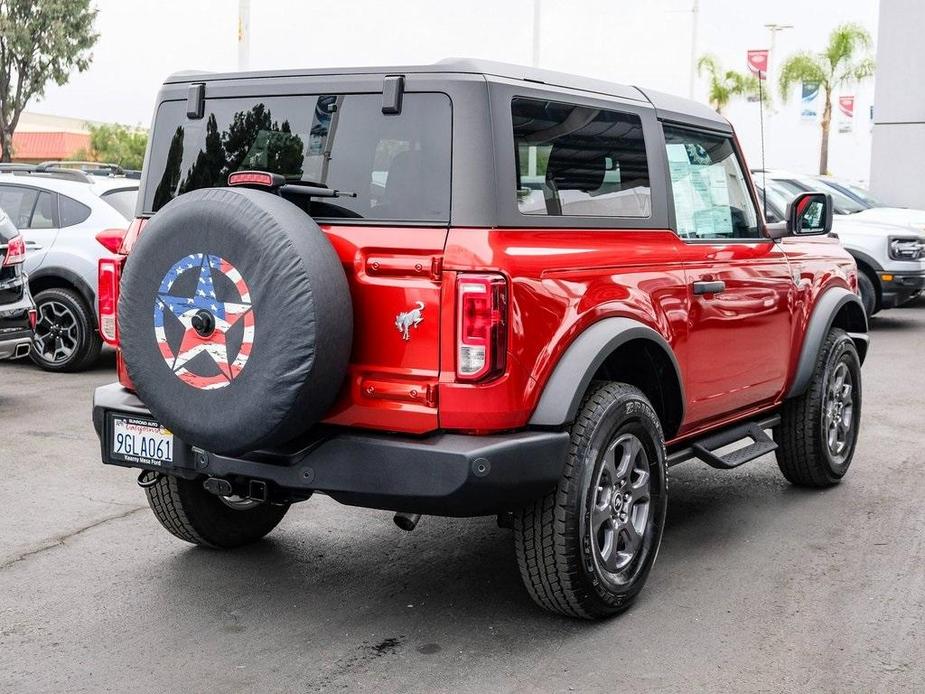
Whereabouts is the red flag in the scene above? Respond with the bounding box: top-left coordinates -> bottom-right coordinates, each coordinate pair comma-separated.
747,49 -> 769,79
838,96 -> 855,118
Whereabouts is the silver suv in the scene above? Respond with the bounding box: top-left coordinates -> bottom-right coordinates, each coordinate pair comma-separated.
0,163 -> 138,371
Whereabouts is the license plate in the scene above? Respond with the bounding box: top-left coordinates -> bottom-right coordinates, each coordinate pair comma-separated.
110,415 -> 174,466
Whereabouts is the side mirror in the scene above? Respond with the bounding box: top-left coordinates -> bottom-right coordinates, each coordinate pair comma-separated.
787,192 -> 833,236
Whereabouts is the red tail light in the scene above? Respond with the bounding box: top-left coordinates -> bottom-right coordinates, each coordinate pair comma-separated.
98,257 -> 123,346
119,217 -> 147,255
95,228 -> 127,254
456,273 -> 508,382
2,234 -> 26,266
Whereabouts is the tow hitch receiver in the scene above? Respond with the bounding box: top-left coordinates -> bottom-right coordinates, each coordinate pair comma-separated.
203,477 -> 233,496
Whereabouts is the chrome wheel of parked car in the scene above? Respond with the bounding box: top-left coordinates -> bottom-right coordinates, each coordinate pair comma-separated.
590,433 -> 651,575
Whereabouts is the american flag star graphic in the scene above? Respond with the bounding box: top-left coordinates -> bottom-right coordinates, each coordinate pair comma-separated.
154,253 -> 255,390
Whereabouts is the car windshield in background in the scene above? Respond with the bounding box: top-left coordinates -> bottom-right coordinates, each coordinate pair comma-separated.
753,183 -> 789,223
774,177 -> 867,215
843,182 -> 883,208
99,188 -> 138,220
143,93 -> 452,222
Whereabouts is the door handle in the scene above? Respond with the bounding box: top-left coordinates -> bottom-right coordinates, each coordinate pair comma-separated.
25,241 -> 42,249
692,280 -> 726,295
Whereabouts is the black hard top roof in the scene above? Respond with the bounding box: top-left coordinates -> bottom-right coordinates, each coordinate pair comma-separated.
164,58 -> 729,130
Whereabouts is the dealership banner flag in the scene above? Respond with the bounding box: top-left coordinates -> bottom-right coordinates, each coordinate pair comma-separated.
801,81 -> 820,120
747,49 -> 769,79
838,95 -> 855,133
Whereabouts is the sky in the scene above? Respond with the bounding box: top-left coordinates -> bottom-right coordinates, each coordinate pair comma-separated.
32,0 -> 880,180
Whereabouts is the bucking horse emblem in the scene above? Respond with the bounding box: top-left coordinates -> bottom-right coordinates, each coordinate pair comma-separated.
395,301 -> 425,341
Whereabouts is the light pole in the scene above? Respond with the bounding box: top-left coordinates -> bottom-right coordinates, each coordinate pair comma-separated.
688,0 -> 700,99
238,0 -> 251,71
764,23 -> 793,96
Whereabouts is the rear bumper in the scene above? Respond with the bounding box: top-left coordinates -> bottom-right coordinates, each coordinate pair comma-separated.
879,270 -> 925,309
92,383 -> 570,516
0,283 -> 34,359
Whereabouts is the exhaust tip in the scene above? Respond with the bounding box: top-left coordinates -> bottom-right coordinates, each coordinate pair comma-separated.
393,512 -> 422,532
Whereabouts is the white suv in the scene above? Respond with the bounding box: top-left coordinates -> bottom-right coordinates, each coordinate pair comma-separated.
755,173 -> 925,317
0,164 -> 138,371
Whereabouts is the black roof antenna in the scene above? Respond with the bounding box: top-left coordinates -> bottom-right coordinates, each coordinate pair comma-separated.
757,69 -> 768,221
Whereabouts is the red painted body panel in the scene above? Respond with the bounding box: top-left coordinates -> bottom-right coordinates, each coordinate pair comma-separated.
116,220 -> 855,444
318,224 -> 447,434
440,228 -> 688,431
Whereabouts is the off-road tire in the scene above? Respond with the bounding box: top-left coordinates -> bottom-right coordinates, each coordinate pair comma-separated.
145,474 -> 289,548
775,328 -> 862,487
857,272 -> 878,318
30,287 -> 102,372
513,382 -> 668,619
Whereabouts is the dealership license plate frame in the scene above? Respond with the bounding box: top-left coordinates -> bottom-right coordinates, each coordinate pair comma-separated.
108,413 -> 175,467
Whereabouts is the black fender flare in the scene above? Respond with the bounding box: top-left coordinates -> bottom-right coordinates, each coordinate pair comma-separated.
529,317 -> 684,428
787,287 -> 868,398
28,267 -> 97,315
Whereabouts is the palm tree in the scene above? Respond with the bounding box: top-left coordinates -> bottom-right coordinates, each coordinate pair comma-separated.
778,23 -> 875,174
697,54 -> 763,115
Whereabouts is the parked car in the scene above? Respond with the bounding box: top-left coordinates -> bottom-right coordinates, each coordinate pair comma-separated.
0,207 -> 35,360
92,60 -> 867,619
754,173 -> 925,316
0,163 -> 138,371
818,176 -> 925,229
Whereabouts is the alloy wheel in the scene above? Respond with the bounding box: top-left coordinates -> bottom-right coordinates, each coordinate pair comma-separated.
823,360 -> 855,463
590,433 -> 652,574
32,300 -> 80,365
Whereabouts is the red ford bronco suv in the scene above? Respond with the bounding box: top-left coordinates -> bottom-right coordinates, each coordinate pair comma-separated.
92,60 -> 867,619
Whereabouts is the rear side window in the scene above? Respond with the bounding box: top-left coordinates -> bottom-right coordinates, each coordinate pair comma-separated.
100,188 -> 138,220
31,191 -> 55,228
144,93 -> 452,222
0,185 -> 39,228
512,97 -> 651,217
58,195 -> 91,227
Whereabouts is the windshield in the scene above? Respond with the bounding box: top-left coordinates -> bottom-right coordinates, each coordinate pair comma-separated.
143,92 -> 452,222
772,177 -> 867,215
843,182 -> 884,208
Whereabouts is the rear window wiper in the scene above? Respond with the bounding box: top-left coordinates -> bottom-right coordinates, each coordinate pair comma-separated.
281,180 -> 357,199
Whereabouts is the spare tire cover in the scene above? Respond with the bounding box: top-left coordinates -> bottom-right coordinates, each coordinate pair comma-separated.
119,187 -> 352,455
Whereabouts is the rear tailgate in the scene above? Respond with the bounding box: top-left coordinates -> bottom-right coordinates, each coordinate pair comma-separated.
321,225 -> 446,433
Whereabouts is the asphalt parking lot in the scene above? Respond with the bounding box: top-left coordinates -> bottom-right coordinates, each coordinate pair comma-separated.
1,302 -> 923,693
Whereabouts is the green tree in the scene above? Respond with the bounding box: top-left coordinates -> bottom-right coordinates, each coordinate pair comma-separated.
697,54 -> 764,115
152,126 -> 184,211
73,122 -> 148,170
778,23 -> 875,174
0,0 -> 99,161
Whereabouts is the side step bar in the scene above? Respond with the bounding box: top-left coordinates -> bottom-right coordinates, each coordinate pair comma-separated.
667,415 -> 781,469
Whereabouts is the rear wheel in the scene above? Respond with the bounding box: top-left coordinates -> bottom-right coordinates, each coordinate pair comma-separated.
30,287 -> 102,372
145,474 -> 289,548
513,382 -> 668,619
775,328 -> 862,487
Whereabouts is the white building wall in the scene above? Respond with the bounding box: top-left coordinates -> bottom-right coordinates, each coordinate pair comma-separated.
869,0 -> 925,207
